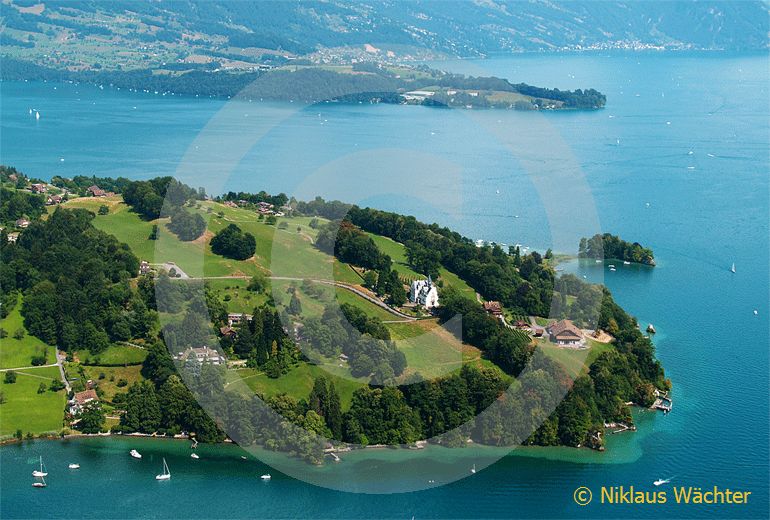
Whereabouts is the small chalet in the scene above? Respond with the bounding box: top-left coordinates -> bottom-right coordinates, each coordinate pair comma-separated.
546,319 -> 583,346
139,260 -> 151,275
87,185 -> 107,197
69,389 -> 98,415
7,232 -> 20,243
15,218 -> 30,229
30,183 -> 48,193
513,319 -> 531,329
483,301 -> 503,316
176,346 -> 226,366
219,326 -> 237,339
409,277 -> 439,310
46,195 -> 63,205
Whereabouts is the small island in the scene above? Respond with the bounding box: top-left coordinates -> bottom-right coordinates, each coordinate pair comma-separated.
579,233 -> 655,266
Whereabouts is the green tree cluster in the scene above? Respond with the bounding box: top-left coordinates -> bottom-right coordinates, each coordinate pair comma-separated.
210,223 -> 256,260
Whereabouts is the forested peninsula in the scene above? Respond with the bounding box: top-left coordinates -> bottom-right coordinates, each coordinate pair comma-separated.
0,168 -> 668,462
0,58 -> 606,110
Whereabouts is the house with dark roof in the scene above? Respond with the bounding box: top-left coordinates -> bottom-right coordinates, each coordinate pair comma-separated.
546,319 -> 584,346
87,185 -> 107,197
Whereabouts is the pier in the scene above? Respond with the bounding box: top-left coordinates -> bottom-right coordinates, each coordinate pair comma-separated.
651,390 -> 673,412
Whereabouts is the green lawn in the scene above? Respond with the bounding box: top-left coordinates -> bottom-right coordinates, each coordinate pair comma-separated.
226,362 -> 366,410
536,337 -> 613,379
0,296 -> 54,369
62,197 -> 362,283
80,365 -> 145,402
74,345 -> 147,366
0,366 -> 66,436
206,278 -> 270,314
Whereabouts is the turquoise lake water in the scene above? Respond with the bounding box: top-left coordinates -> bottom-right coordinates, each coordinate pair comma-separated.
1,52 -> 768,517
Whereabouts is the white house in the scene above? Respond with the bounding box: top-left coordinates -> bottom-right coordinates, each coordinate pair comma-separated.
409,277 -> 439,310
176,346 -> 227,366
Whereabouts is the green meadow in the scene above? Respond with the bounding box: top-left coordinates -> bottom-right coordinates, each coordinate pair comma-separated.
74,344 -> 148,366
0,296 -> 54,369
226,362 -> 366,410
0,366 -> 66,436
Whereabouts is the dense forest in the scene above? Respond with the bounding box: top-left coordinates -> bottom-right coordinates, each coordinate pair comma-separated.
579,233 -> 656,266
0,208 -> 151,352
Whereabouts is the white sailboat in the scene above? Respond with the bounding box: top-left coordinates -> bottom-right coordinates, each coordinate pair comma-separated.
730,262 -> 736,273
32,456 -> 48,477
471,464 -> 476,474
155,458 -> 171,480
35,111 -> 40,120
32,476 -> 47,488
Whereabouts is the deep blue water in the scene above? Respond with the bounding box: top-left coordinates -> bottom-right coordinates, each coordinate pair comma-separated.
1,52 -> 768,518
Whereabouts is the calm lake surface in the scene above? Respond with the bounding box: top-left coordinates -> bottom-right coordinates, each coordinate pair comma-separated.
1,52 -> 768,518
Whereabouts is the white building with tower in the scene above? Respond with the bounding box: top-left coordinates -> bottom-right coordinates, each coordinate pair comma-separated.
409,276 -> 439,310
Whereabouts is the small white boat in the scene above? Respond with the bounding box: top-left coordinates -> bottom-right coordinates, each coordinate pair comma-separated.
32,476 -> 47,488
29,108 -> 32,115
260,474 -> 272,480
595,259 -> 602,263
608,264 -> 616,268
32,456 -> 48,477
155,458 -> 171,481
753,310 -> 758,315
609,267 -> 616,272
470,464 -> 476,474
191,453 -> 200,460
240,456 -> 247,460
129,449 -> 142,459
730,262 -> 736,273
68,463 -> 80,469
623,261 -> 631,265
654,478 -> 672,486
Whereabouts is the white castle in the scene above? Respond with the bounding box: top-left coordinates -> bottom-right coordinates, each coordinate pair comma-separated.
409,276 -> 439,310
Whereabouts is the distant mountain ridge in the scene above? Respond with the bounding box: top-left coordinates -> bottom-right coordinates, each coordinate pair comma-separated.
2,0 -> 767,71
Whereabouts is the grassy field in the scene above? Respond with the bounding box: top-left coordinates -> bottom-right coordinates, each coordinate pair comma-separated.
226,362 -> 366,410
0,366 -> 66,436
74,345 -> 147,366
0,296 -> 54,369
206,278 -> 269,314
80,365 -> 145,402
536,338 -> 613,379
61,197 -> 361,283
